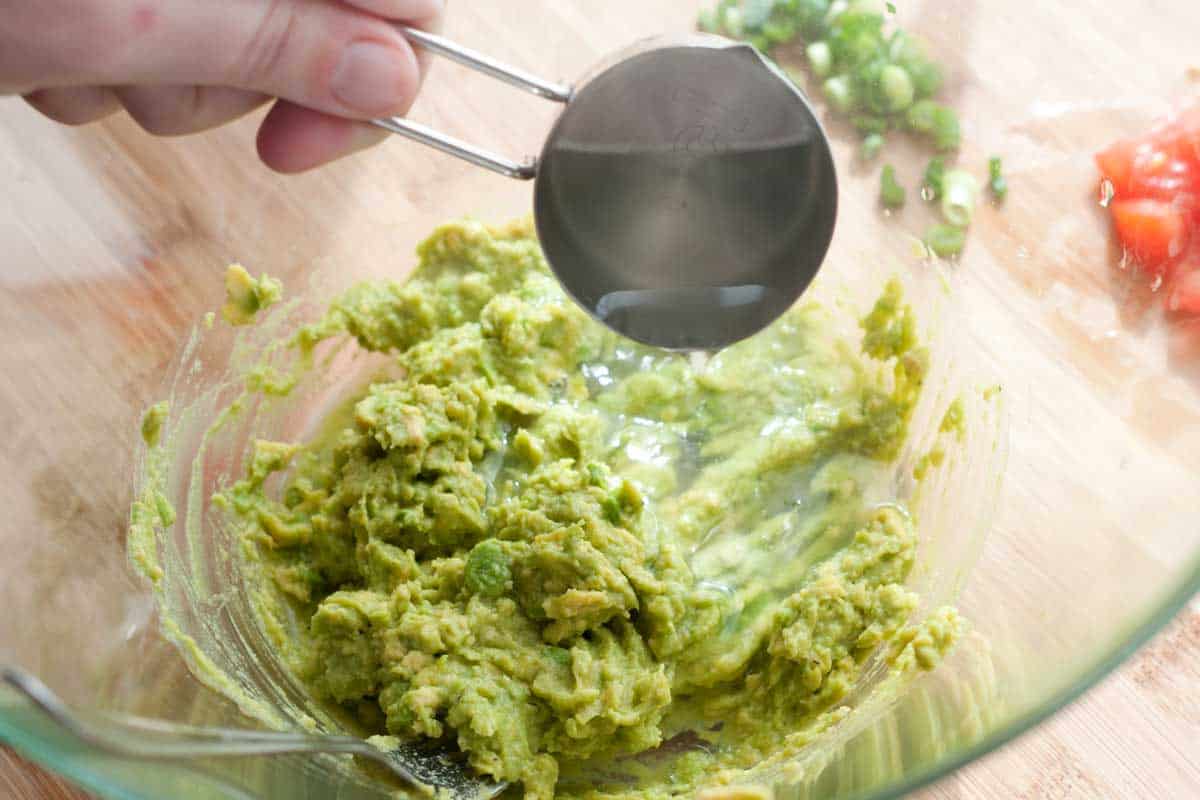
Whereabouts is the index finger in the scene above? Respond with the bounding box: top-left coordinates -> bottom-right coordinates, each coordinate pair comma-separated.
341,0 -> 444,76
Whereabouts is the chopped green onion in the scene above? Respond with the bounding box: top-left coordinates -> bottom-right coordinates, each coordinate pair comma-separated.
906,60 -> 943,98
827,0 -> 851,22
854,59 -> 886,113
823,74 -> 857,113
696,0 -> 964,168
906,100 -> 959,150
906,98 -> 939,133
797,0 -> 833,39
743,0 -> 775,29
763,18 -> 798,45
836,22 -> 885,67
879,64 -> 915,111
922,156 -> 946,201
861,132 -> 885,160
988,156 -> 1008,202
852,113 -> 888,134
880,164 -> 906,209
940,169 -> 979,227
925,224 -> 967,258
806,40 -> 834,77
722,5 -> 745,37
930,104 -> 961,150
888,35 -> 942,97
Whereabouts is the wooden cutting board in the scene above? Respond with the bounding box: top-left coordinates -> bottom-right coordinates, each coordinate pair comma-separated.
1,0 -> 1198,798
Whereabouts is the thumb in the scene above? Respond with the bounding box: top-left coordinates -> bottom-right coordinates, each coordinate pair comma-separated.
1,0 -> 430,120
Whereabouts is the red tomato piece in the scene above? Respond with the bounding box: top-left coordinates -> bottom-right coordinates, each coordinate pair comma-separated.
1098,103 -> 1200,298
1097,104 -> 1200,200
1166,269 -> 1200,315
1127,151 -> 1198,202
1095,138 -> 1138,197
1109,199 -> 1190,275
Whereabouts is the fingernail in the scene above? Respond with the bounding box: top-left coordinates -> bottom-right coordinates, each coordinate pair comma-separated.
331,41 -> 409,116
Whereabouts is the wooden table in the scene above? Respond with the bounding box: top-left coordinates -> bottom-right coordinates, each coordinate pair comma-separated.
2,0 -> 1198,797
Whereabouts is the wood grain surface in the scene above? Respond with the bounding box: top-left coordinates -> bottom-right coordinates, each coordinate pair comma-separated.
1,0 -> 1199,798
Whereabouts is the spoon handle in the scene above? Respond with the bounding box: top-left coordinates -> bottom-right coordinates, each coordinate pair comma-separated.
401,26 -> 573,103
371,25 -> 573,180
1,665 -> 506,800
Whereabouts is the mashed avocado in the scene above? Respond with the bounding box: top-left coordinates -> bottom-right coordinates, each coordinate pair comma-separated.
140,401 -> 169,448
913,398 -> 967,480
222,264 -> 282,326
210,220 -> 959,799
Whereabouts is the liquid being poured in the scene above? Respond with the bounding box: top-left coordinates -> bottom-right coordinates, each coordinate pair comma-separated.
595,285 -> 777,352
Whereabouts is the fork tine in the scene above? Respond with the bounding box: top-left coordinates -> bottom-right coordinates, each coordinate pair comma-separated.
2,665 -> 506,799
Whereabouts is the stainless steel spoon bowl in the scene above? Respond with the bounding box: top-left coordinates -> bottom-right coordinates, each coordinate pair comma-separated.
377,29 -> 838,351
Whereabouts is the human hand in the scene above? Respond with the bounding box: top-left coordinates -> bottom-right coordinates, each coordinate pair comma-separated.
0,0 -> 442,172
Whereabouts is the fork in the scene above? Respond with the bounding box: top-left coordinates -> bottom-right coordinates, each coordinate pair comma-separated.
0,666 -> 506,800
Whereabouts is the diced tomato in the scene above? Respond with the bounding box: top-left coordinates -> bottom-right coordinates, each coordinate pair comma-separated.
1166,269 -> 1200,315
1095,138 -> 1139,197
1097,142 -> 1200,205
1098,102 -> 1200,293
1128,154 -> 1199,203
1109,198 -> 1190,275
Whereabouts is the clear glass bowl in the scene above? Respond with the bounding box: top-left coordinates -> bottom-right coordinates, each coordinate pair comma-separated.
2,1 -> 1198,798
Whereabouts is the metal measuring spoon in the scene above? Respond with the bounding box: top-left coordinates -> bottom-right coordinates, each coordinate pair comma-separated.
375,28 -> 838,351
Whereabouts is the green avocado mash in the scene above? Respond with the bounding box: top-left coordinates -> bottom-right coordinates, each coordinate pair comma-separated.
207,219 -> 959,799
140,400 -> 170,448
222,264 -> 282,326
913,398 -> 967,480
